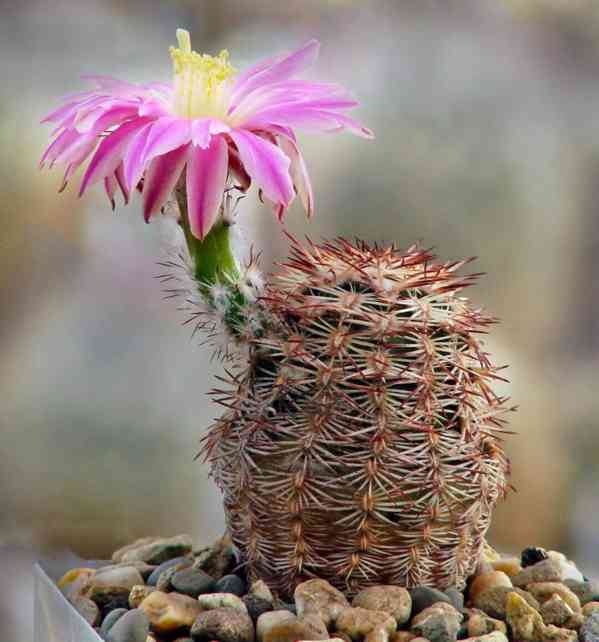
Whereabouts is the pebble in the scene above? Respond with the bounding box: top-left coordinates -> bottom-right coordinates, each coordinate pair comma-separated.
469,572 -> 512,602
86,585 -> 131,616
244,595 -> 275,622
581,612 -> 599,642
511,559 -> 563,587
190,606 -> 255,642
248,579 -> 274,604
129,585 -> 156,609
520,548 -> 547,568
482,543 -> 502,563
147,556 -> 193,586
471,586 -> 539,620
352,585 -> 412,625
216,574 -> 246,597
463,634 -> 508,642
445,588 -> 464,611
171,567 -> 216,597
193,533 -> 235,580
538,594 -> 573,626
93,565 -> 145,591
100,608 -> 128,635
505,591 -> 576,642
105,608 -> 149,642
336,606 -> 397,642
466,610 -> 507,636
256,611 -> 297,642
260,614 -> 329,642
198,592 -> 248,613
117,535 -> 193,565
295,578 -> 350,628
72,595 -> 100,626
490,559 -> 522,578
391,632 -> 416,642
411,603 -> 463,642
584,602 -> 599,617
564,579 -> 599,606
100,561 -> 156,581
525,582 -> 581,612
58,567 -> 96,599
139,590 -> 202,633
155,565 -> 181,591
409,587 -> 452,616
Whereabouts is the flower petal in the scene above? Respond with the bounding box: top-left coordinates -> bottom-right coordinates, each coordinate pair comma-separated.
186,136 -> 229,240
229,129 -> 294,208
142,144 -> 189,222
231,40 -> 320,108
276,135 -> 314,218
142,117 -> 192,165
123,122 -> 154,190
79,117 -> 152,196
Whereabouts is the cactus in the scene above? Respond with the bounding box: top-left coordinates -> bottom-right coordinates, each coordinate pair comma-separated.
203,237 -> 512,597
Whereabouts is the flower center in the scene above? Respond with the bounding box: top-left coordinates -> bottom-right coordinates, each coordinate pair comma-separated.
169,29 -> 236,120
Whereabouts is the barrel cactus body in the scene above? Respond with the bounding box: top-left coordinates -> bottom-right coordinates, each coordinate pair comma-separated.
203,238 -> 511,597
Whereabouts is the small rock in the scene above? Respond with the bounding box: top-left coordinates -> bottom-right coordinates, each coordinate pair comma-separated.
118,535 -> 193,565
72,595 -> 100,626
521,548 -> 548,568
512,559 -> 563,587
93,565 -> 145,591
216,574 -> 246,597
539,594 -> 573,626
198,592 -> 248,613
564,579 -> 599,606
261,614 -> 328,642
58,568 -> 96,599
100,561 -> 156,581
129,585 -> 156,609
445,588 -> 464,611
171,567 -> 216,597
248,579 -> 274,604
193,533 -> 235,580
465,610 -> 506,637
409,587 -> 452,616
581,612 -> 599,642
583,602 -> 599,617
471,586 -> 539,620
275,602 -> 296,615
156,565 -> 180,592
337,606 -> 397,642
491,558 -> 522,578
526,582 -> 581,612
244,595 -> 274,622
352,585 -> 412,625
86,585 -> 131,616
113,537 -> 161,562
295,578 -> 350,628
106,608 -> 150,642
139,590 -> 202,633
391,632 -> 416,642
469,572 -> 512,602
411,603 -> 463,642
147,556 -> 193,586
332,633 -> 353,642
462,634 -> 507,642
505,591 -> 576,642
256,611 -> 297,642
101,608 -> 128,635
191,606 -> 255,642
482,543 -> 502,563
565,612 -> 585,630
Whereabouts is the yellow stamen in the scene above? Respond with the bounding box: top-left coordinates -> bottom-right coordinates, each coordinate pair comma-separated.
169,29 -> 236,119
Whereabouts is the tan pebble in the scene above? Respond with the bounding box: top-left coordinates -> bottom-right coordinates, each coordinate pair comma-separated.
352,585 -> 412,625
465,634 -> 508,642
139,590 -> 201,633
262,614 -> 329,642
336,606 -> 397,642
295,579 -> 350,627
411,603 -> 462,642
482,541 -> 502,562
129,584 -> 156,609
466,610 -> 507,636
564,612 -> 585,630
583,601 -> 599,616
331,633 -> 353,642
92,565 -> 145,590
539,594 -> 573,626
112,536 -> 160,563
409,638 -> 430,642
526,582 -> 581,612
469,572 -> 512,601
57,568 -> 96,599
512,559 -> 563,587
390,632 -> 415,642
471,585 -> 539,620
257,611 -> 297,642
491,558 -> 522,577
505,591 -> 576,642
249,579 -> 275,603
197,592 -> 247,613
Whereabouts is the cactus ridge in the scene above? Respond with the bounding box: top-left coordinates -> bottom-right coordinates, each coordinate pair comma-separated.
202,237 -> 512,597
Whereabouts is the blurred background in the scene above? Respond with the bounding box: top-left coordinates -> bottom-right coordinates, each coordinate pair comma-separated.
2,0 -> 599,639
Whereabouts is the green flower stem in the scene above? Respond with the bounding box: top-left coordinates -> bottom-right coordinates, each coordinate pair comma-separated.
175,179 -> 239,289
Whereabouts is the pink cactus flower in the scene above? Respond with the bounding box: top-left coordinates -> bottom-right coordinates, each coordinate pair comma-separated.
40,29 -> 372,240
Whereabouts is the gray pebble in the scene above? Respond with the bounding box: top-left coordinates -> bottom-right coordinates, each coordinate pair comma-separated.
445,588 -> 464,610
581,612 -> 599,642
409,586 -> 452,616
191,606 -> 254,642
564,579 -> 599,606
71,596 -> 100,627
100,608 -> 128,635
171,567 -> 216,597
243,594 -> 273,621
147,556 -> 192,586
216,574 -> 246,597
106,608 -> 150,642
